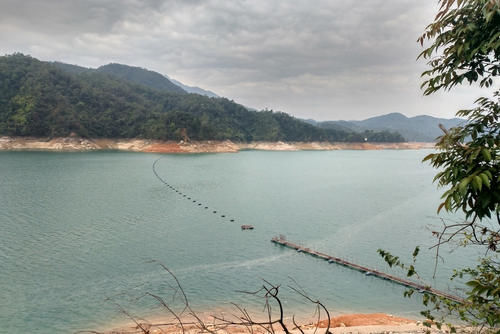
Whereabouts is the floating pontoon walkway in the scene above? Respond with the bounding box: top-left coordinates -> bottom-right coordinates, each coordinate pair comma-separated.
271,236 -> 463,303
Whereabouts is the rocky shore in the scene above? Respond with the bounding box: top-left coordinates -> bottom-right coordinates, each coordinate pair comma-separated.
0,136 -> 435,153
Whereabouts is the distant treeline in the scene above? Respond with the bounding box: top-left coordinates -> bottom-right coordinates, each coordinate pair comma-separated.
0,54 -> 405,142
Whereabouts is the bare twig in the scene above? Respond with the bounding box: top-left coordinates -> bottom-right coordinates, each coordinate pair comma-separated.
288,284 -> 332,334
114,302 -> 151,334
86,263 -> 333,334
145,292 -> 185,334
292,315 -> 305,334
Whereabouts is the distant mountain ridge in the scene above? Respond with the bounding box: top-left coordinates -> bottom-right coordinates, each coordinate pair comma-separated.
167,76 -> 219,98
97,63 -> 186,94
50,60 -> 462,142
53,61 -> 219,97
53,61 -> 186,94
1,54 -> 404,143
309,113 -> 465,142
52,61 -> 91,75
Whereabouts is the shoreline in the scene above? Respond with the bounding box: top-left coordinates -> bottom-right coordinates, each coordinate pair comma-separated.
0,136 -> 435,153
102,312 -> 456,334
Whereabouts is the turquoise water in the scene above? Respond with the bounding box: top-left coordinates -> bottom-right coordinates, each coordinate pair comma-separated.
0,150 -> 475,333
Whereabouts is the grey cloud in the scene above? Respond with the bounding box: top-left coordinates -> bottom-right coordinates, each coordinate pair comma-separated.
0,0 -> 480,120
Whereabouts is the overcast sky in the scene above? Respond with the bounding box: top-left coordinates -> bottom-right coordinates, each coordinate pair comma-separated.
0,0 -> 488,120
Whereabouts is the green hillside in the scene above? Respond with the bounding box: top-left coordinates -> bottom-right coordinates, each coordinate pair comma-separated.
167,76 -> 219,97
314,113 -> 464,142
53,62 -> 219,97
0,54 -> 405,142
97,63 -> 186,94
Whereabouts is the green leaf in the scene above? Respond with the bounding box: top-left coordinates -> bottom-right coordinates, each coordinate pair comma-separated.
472,175 -> 482,191
479,173 -> 490,188
481,148 -> 491,162
445,195 -> 453,211
466,280 -> 479,287
458,177 -> 471,194
422,293 -> 429,306
412,246 -> 420,258
422,153 -> 435,162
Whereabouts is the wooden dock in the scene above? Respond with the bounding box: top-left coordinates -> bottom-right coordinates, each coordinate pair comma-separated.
271,236 -> 463,303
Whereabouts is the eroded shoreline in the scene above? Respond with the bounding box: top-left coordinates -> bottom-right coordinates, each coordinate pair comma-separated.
102,312 -> 458,334
0,136 -> 435,153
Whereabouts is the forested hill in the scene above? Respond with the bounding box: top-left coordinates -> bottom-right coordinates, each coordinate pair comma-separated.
0,54 -> 405,142
96,63 -> 186,94
167,76 -> 219,98
309,113 -> 464,142
53,61 -> 217,97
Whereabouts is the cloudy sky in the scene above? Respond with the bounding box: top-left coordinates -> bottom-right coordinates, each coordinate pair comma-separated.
0,0 -> 487,120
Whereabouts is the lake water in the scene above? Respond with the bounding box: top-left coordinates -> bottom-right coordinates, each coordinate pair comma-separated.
0,150 -> 475,333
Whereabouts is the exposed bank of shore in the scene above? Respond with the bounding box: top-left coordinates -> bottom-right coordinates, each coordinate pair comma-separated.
0,136 -> 435,153
103,312 -> 462,334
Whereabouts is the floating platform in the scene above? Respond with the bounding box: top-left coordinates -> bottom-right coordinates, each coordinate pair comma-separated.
271,236 -> 463,303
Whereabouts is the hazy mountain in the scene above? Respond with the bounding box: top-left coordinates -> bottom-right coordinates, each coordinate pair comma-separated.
54,61 -> 187,95
52,61 -> 92,75
53,61 -> 252,110
54,61 -> 217,97
0,54 -> 404,142
315,113 -> 465,142
167,77 -> 219,98
96,63 -> 186,94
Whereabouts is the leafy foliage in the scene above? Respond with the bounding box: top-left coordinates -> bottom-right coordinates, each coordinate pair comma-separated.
458,258 -> 500,327
418,0 -> 500,95
380,0 -> 499,332
377,246 -> 421,278
423,93 -> 499,222
418,91 -> 500,331
0,54 -> 404,143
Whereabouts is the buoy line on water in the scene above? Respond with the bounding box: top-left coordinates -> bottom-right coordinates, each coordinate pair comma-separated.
152,157 -> 237,224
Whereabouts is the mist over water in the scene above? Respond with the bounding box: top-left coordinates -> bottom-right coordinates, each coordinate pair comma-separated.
0,150 -> 474,333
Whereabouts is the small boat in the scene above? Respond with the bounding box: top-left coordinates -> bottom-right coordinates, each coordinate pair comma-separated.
241,224 -> 254,230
